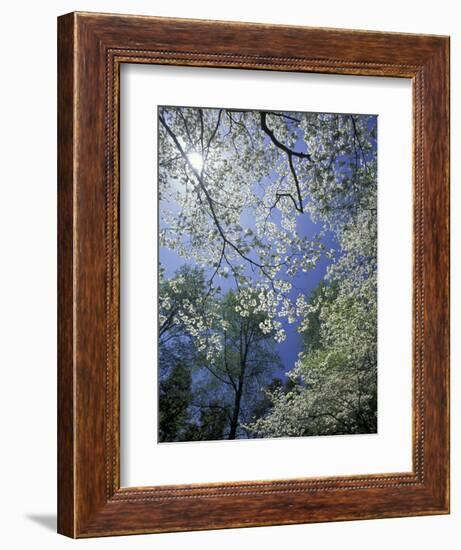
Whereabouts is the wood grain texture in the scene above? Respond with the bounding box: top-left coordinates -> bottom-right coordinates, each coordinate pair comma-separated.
57,11 -> 450,538
57,12 -> 75,538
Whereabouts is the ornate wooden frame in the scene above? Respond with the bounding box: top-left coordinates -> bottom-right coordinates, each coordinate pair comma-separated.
57,12 -> 450,538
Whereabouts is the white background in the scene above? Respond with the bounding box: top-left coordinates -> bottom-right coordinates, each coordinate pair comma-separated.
0,1 -> 458,548
121,65 -> 413,486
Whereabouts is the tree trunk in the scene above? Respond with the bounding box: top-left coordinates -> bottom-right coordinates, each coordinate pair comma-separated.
228,374 -> 244,439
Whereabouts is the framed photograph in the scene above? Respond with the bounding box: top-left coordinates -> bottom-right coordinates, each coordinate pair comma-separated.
58,12 -> 450,537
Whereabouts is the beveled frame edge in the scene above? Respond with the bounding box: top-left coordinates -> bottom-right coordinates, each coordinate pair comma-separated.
57,12 -> 450,538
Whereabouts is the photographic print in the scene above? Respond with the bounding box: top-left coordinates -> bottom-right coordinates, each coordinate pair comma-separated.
158,105 -> 377,443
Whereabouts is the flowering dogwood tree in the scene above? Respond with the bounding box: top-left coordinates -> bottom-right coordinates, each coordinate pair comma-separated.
158,105 -> 377,440
247,205 -> 377,436
159,270 -> 281,441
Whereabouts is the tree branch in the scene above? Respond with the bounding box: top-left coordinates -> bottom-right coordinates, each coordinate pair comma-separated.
260,112 -> 311,160
260,112 -> 308,213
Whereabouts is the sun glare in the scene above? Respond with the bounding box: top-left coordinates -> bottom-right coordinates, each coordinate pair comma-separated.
188,151 -> 204,172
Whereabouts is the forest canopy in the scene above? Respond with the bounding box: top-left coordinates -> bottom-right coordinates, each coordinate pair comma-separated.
158,105 -> 377,442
